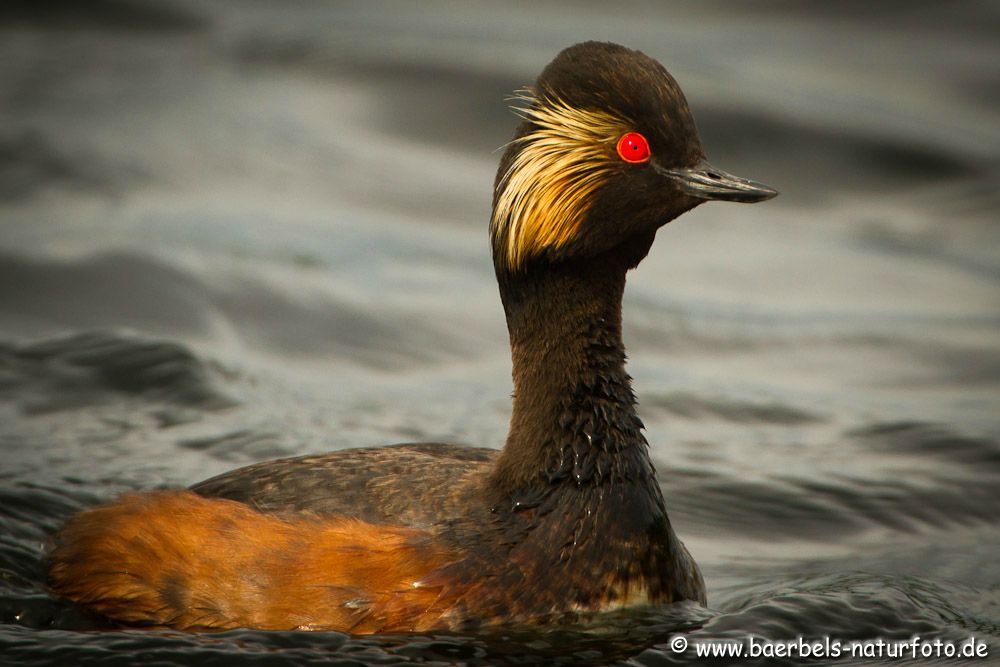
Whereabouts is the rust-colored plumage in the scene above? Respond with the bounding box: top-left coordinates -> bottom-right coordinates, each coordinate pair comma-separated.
49,490 -> 458,632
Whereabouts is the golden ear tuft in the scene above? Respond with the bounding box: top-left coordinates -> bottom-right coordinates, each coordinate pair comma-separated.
491,91 -> 627,271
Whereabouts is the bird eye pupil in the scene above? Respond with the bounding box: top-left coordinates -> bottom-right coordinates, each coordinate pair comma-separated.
616,132 -> 650,164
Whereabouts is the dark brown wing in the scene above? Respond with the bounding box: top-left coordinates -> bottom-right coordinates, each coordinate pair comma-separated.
191,443 -> 497,527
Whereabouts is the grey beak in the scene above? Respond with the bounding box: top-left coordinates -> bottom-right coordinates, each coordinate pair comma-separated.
655,160 -> 778,203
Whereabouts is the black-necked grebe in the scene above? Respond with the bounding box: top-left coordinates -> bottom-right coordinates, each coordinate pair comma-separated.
49,41 -> 777,633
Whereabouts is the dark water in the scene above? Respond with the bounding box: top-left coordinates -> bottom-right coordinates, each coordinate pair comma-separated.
2,1 -> 999,665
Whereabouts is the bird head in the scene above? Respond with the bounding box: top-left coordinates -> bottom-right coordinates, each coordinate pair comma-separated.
491,41 -> 777,274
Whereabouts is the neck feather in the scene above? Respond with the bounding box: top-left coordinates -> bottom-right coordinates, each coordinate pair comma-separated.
488,243 -> 656,496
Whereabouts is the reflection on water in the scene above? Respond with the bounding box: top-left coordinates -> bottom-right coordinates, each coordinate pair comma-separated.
1,1 -> 998,665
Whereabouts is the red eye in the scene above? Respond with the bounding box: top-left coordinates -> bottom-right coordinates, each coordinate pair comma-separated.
616,132 -> 650,164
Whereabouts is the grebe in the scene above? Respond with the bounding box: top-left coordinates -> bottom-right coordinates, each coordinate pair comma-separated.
49,41 -> 776,633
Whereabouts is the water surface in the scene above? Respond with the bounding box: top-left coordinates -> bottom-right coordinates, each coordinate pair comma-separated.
1,1 -> 999,665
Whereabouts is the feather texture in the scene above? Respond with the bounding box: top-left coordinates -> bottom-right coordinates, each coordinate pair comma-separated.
491,91 -> 628,271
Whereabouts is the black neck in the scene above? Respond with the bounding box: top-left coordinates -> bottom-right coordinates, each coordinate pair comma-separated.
488,239 -> 658,497
466,235 -> 707,612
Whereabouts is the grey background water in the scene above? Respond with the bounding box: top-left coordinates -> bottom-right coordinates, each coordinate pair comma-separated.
1,1 -> 998,665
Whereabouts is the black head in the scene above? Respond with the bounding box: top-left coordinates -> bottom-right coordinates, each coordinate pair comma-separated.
491,41 -> 776,274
